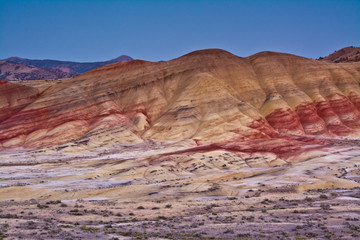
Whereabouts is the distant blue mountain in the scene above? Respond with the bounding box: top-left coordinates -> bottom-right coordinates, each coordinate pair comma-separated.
4,55 -> 133,74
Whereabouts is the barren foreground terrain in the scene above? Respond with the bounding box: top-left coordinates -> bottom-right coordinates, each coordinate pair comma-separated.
1,188 -> 360,240
1,137 -> 360,239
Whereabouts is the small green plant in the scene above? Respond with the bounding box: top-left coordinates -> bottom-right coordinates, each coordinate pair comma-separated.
37,204 -> 49,209
246,206 -> 255,212
46,200 -> 61,205
320,194 -> 328,199
305,196 -> 313,202
69,209 -> 82,216
59,225 -> 73,228
80,225 -> 99,232
320,203 -> 331,210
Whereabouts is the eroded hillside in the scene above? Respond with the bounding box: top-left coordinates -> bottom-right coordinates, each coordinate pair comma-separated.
1,49 -> 360,150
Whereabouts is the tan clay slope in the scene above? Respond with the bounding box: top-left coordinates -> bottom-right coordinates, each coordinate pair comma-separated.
0,49 -> 360,149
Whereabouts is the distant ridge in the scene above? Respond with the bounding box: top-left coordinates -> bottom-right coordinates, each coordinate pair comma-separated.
0,60 -> 78,81
319,46 -> 360,63
5,55 -> 133,74
1,55 -> 133,81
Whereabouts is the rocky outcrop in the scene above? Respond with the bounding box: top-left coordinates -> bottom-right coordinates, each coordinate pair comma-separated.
1,49 -> 360,149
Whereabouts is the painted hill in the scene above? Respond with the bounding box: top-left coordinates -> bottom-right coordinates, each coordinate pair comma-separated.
1,49 -> 360,150
320,46 -> 360,63
0,61 -> 77,81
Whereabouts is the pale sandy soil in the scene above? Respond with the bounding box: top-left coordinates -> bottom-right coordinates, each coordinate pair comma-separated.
1,138 -> 360,239
1,188 -> 360,239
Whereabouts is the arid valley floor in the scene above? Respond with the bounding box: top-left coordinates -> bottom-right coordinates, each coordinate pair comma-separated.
1,136 -> 360,239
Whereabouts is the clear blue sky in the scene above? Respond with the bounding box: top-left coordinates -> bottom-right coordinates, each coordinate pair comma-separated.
0,0 -> 359,62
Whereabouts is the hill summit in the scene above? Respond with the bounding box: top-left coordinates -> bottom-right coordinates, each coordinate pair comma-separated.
319,46 -> 360,63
